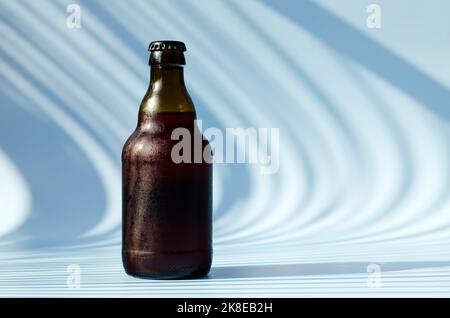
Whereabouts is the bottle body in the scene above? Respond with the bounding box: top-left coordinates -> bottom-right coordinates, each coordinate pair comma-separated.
122,42 -> 212,279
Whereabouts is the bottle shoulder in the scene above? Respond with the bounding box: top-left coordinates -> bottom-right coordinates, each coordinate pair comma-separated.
122,129 -> 162,163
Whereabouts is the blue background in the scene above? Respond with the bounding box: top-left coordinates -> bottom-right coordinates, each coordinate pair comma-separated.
1,0 -> 450,296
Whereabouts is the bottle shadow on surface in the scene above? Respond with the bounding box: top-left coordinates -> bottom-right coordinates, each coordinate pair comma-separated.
207,261 -> 450,279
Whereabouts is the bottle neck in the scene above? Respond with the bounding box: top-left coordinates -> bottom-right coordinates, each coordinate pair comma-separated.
149,65 -> 186,93
138,64 -> 195,120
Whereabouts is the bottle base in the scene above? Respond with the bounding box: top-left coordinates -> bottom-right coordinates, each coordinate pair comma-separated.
122,250 -> 212,280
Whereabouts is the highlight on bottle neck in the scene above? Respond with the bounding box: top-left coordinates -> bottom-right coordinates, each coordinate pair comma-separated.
150,64 -> 185,90
148,40 -> 186,66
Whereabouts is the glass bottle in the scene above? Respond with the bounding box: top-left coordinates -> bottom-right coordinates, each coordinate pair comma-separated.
122,41 -> 212,279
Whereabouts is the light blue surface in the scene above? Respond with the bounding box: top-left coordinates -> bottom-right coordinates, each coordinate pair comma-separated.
1,0 -> 450,296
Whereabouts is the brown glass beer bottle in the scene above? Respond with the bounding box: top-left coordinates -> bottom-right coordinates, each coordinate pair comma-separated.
122,41 -> 212,279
